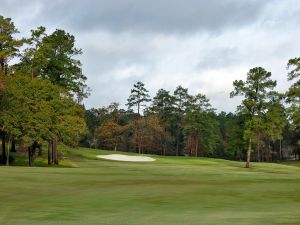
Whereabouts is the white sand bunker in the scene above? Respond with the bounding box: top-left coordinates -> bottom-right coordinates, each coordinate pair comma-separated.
96,154 -> 156,162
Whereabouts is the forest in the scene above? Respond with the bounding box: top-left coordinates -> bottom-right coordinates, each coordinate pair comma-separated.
1,14 -> 300,169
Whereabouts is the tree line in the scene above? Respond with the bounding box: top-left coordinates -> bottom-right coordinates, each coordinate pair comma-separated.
83,66 -> 300,167
1,14 -> 300,168
0,15 -> 87,166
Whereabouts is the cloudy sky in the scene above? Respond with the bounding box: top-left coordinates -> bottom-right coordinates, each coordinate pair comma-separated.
1,0 -> 300,112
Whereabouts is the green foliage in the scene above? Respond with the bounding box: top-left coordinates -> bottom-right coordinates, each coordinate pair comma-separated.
217,112 -> 246,159
265,99 -> 286,141
183,94 -> 218,156
16,26 -> 47,76
183,111 -> 219,156
18,27 -> 88,99
1,75 -> 55,145
173,85 -> 192,113
287,57 -> 300,81
0,15 -> 89,165
0,75 -> 87,147
286,57 -> 300,158
286,57 -> 300,133
126,81 -> 151,115
230,67 -> 277,117
231,67 -> 279,166
0,15 -> 25,73
150,89 -> 175,120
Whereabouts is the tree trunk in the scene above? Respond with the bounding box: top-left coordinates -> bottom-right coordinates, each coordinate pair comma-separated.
4,64 -> 8,76
279,139 -> 282,161
134,120 -> 139,153
246,137 -> 252,168
53,138 -> 58,165
163,131 -> 167,156
268,141 -> 272,162
51,140 -> 55,164
48,141 -> 52,165
28,142 -> 38,167
11,139 -> 16,152
176,131 -> 180,156
195,136 -> 199,157
52,139 -> 56,165
28,147 -> 32,167
2,133 -> 6,164
138,140 -> 141,154
256,133 -> 260,162
176,120 -> 180,156
6,139 -> 10,166
0,58 -> 4,71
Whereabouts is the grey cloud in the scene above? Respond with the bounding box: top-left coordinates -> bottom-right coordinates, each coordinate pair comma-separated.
8,0 -> 270,33
1,0 -> 300,112
196,47 -> 239,71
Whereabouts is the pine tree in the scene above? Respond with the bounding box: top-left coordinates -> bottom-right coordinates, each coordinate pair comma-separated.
230,67 -> 276,168
126,81 -> 151,115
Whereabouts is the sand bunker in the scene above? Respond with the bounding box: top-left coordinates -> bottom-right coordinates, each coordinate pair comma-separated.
96,154 -> 156,162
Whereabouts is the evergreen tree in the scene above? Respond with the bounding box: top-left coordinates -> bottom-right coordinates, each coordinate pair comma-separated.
150,89 -> 175,120
126,81 -> 151,115
287,57 -> 300,132
183,94 -> 218,157
18,28 -> 88,101
173,86 -> 192,155
0,15 -> 24,74
230,67 -> 277,168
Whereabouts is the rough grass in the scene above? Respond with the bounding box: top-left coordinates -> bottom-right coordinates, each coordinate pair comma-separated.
0,147 -> 300,225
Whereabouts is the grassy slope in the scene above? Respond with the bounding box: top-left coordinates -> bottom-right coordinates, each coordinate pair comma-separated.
0,147 -> 300,225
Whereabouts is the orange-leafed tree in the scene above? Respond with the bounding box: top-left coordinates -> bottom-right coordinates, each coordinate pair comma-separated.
95,119 -> 124,150
131,114 -> 169,154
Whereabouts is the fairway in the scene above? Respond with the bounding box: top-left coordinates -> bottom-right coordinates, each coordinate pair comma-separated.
1,148 -> 300,225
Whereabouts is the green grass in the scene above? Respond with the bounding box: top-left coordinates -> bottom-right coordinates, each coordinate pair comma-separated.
1,147 -> 300,225
281,160 -> 300,167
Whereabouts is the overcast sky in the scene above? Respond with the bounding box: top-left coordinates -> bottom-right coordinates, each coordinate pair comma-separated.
1,0 -> 300,112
